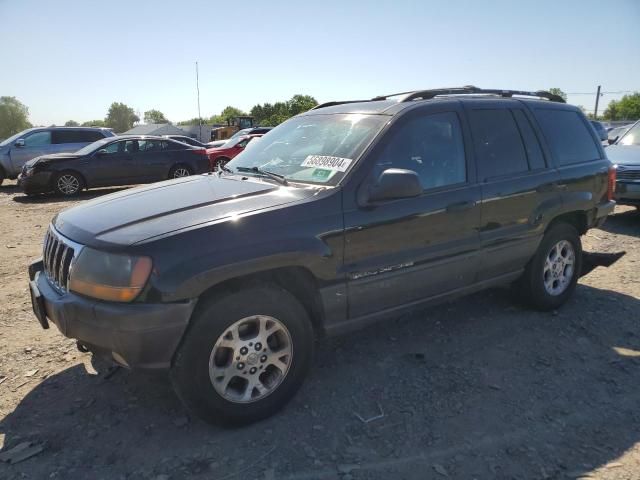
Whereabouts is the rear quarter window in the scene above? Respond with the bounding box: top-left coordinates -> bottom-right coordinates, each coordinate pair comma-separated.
533,109 -> 601,165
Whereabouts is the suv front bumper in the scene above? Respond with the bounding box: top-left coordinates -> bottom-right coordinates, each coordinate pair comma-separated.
615,181 -> 640,206
28,259 -> 196,369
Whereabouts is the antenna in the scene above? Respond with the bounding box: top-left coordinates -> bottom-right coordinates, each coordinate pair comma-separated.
196,61 -> 202,141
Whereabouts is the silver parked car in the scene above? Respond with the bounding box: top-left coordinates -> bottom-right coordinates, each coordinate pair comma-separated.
0,127 -> 115,184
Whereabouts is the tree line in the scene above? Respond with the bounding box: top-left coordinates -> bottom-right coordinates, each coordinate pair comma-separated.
0,94 -> 319,140
3,89 -> 639,141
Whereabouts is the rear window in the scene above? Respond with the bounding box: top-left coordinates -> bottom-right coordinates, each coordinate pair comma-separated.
468,109 -> 529,181
533,109 -> 600,165
53,130 -> 106,144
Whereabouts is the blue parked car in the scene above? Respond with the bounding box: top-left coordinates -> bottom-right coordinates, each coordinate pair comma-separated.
0,127 -> 115,185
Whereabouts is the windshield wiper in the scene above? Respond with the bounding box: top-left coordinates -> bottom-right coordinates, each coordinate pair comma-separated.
235,166 -> 288,185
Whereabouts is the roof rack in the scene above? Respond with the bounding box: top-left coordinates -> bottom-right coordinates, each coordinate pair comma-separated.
374,86 -> 566,103
311,86 -> 565,111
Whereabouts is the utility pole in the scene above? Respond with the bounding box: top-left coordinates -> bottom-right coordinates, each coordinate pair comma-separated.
594,85 -> 601,119
196,61 -> 202,141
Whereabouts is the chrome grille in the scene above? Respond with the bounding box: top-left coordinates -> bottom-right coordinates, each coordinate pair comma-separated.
616,168 -> 640,181
42,227 -> 77,292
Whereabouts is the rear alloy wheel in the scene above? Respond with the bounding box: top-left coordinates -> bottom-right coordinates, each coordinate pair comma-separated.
170,285 -> 314,426
54,172 -> 82,196
170,165 -> 193,179
214,157 -> 230,172
517,223 -> 582,311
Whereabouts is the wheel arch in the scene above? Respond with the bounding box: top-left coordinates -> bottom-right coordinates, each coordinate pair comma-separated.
546,210 -> 588,235
192,266 -> 326,336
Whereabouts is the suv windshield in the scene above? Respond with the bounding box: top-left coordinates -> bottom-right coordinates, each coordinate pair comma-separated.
619,121 -> 640,146
74,138 -> 111,155
226,114 -> 389,185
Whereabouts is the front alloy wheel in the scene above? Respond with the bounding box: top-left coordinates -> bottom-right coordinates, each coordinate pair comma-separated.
209,315 -> 292,403
170,286 -> 314,426
56,173 -> 81,196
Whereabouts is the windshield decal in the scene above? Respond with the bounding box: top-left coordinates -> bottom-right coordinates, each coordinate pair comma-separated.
301,155 -> 353,172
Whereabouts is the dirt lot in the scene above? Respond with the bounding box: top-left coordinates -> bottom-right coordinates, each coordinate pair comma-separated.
0,179 -> 639,480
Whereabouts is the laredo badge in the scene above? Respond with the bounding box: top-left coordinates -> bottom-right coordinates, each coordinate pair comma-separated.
301,155 -> 353,172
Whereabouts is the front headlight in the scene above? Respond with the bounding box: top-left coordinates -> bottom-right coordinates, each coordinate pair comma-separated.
69,248 -> 152,302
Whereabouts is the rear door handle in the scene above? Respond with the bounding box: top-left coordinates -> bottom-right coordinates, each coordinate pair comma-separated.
446,200 -> 476,213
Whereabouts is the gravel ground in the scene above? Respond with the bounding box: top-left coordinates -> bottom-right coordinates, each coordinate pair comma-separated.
0,179 -> 639,480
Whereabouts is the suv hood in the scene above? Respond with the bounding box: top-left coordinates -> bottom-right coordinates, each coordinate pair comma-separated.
607,145 -> 640,166
53,174 -> 319,247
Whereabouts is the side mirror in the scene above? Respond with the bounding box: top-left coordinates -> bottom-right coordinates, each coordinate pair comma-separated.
608,136 -> 618,145
367,168 -> 423,202
14,139 -> 25,147
96,149 -> 108,156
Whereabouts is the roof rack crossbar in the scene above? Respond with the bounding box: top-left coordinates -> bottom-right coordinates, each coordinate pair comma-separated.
311,100 -> 370,110
395,86 -> 565,103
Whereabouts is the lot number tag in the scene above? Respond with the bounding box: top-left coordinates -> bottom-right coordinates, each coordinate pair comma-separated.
301,155 -> 352,172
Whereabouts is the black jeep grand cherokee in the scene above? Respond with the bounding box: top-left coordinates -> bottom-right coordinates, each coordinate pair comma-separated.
28,87 -> 615,425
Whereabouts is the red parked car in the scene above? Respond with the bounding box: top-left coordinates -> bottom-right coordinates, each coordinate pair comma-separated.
207,134 -> 262,170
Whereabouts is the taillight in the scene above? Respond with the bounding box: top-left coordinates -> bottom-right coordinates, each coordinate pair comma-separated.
607,165 -> 617,201
190,148 -> 207,155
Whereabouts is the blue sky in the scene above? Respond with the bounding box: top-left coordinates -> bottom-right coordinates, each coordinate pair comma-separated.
0,0 -> 638,125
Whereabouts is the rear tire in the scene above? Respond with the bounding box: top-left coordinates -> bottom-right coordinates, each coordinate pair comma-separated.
213,157 -> 231,171
169,164 -> 193,179
53,171 -> 83,196
170,285 -> 314,426
517,223 -> 582,311
0,166 -> 5,186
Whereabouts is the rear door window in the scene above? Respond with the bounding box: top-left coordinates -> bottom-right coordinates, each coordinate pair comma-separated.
468,109 -> 529,181
533,109 -> 600,165
512,109 -> 546,170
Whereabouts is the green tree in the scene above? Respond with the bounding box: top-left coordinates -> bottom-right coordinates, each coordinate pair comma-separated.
603,93 -> 640,121
251,94 -> 318,126
105,102 -> 139,132
177,117 -> 202,126
0,96 -> 31,140
210,106 -> 246,124
548,88 -> 568,102
288,94 -> 318,116
81,119 -> 106,127
64,120 -> 79,127
144,109 -> 169,124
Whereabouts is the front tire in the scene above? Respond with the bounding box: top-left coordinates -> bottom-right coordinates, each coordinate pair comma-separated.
518,223 -> 582,311
54,171 -> 83,196
170,285 -> 314,426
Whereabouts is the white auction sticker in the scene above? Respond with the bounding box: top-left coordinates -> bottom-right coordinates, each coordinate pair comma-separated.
301,155 -> 353,172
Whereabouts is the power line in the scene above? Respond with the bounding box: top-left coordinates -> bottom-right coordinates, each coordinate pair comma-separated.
566,90 -> 635,95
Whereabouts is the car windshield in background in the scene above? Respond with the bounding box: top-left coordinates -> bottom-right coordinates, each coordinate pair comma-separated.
229,128 -> 252,141
226,114 -> 389,185
74,138 -> 112,155
619,122 -> 640,146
